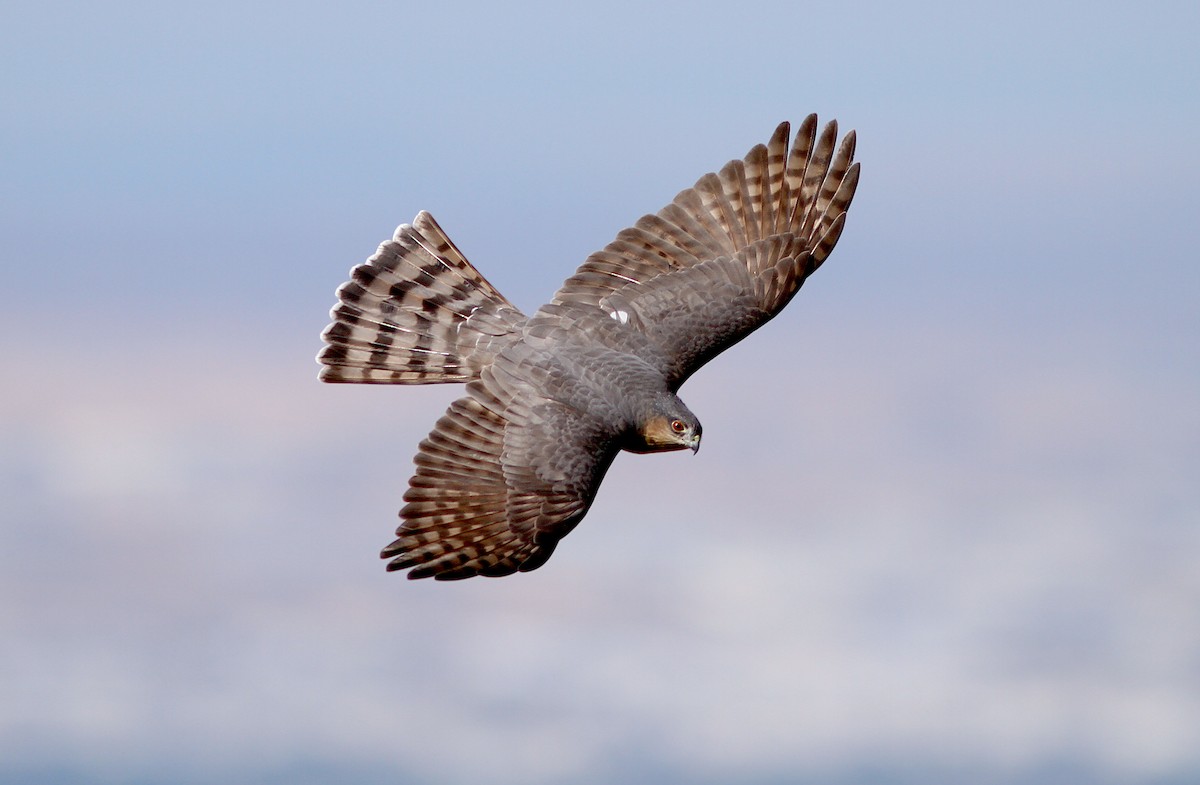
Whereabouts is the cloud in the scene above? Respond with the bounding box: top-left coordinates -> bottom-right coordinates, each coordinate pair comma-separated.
2,316 -> 1196,785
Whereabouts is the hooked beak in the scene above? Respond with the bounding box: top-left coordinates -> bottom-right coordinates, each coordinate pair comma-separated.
690,433 -> 701,454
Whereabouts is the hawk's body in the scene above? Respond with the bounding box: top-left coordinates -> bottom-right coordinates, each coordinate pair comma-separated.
319,116 -> 859,579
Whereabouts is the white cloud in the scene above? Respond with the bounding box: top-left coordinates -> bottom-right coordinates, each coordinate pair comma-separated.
2,318 -> 1197,784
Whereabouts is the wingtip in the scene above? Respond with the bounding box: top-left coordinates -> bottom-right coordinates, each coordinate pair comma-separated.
838,129 -> 857,166
770,120 -> 791,144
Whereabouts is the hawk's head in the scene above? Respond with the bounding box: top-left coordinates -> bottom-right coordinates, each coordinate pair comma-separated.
629,395 -> 702,454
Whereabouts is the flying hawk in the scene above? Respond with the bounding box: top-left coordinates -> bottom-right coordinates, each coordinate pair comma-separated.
318,115 -> 859,580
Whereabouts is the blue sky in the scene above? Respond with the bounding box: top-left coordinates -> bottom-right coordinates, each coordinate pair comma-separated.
2,2 -> 1198,784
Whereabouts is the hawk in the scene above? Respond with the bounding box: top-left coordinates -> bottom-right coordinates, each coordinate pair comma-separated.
318,115 -> 859,580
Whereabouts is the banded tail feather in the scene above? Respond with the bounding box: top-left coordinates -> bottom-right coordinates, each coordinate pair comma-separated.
318,211 -> 527,384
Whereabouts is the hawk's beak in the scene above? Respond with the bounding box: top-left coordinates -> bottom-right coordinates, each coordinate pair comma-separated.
691,434 -> 701,454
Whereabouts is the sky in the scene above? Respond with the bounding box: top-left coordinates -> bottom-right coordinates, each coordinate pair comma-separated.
2,1 -> 1198,783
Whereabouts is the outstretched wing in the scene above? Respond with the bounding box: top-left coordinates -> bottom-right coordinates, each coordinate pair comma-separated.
550,116 -> 859,387
381,352 -> 621,580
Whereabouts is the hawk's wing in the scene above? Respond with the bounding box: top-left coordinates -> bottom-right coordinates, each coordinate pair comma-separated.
550,116 -> 859,387
382,352 -> 621,580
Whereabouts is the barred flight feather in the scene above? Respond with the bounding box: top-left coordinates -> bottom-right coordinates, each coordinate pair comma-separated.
384,396 -> 551,580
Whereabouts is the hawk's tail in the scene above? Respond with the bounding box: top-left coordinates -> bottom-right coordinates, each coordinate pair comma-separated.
318,212 -> 526,384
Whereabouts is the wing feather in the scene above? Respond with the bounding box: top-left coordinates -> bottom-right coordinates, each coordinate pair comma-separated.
794,118 -> 839,235
718,159 -> 754,248
627,215 -> 707,266
382,360 -> 621,580
550,115 -> 859,384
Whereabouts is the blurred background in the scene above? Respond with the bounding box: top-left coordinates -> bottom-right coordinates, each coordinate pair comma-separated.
2,1 -> 1197,783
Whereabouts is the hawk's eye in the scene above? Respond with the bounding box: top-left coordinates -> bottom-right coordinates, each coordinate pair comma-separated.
670,419 -> 686,434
